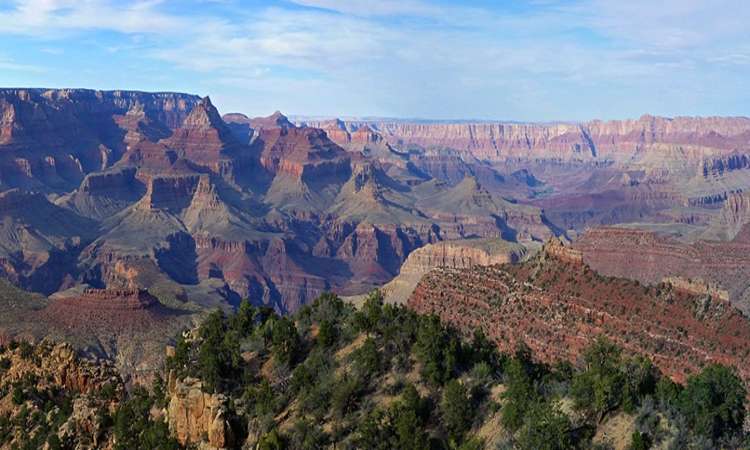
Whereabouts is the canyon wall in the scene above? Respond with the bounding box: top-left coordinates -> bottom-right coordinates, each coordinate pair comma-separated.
0,89 -> 199,191
305,115 -> 750,164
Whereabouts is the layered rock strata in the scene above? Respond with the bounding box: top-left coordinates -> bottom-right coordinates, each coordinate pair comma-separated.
409,240 -> 750,384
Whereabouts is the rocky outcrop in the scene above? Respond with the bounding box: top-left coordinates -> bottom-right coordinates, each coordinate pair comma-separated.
0,340 -> 123,449
0,88 -> 197,147
708,192 -> 750,240
167,376 -> 234,449
260,237 -> 330,313
541,237 -> 583,264
664,276 -> 729,302
331,222 -> 432,289
139,174 -> 201,212
253,117 -> 351,181
381,238 -> 530,304
304,119 -> 383,151
58,167 -> 145,219
417,176 -> 555,241
0,189 -> 97,294
1,340 -> 122,396
247,110 -> 295,130
703,152 -> 750,177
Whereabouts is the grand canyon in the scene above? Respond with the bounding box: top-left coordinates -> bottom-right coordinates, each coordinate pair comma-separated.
0,87 -> 749,449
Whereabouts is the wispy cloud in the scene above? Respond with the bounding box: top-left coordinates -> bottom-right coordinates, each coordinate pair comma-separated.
0,55 -> 44,72
288,0 -> 434,17
0,0 -> 188,36
0,0 -> 747,120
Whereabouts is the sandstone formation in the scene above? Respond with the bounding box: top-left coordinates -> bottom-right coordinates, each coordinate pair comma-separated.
13,287 -> 192,381
0,89 -> 198,190
1,340 -> 121,396
408,239 -> 750,385
167,376 -> 234,449
0,340 -> 125,448
40,287 -> 170,324
705,191 -> 750,240
0,188 -> 97,295
380,238 -> 530,304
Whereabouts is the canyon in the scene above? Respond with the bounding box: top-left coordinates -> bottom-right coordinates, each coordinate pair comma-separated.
0,88 -> 749,378
0,88 -> 749,449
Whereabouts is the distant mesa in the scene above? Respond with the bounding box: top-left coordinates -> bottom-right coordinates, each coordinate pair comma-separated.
38,288 -> 174,332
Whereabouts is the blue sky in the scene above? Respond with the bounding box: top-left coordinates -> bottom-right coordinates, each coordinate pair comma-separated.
0,0 -> 748,121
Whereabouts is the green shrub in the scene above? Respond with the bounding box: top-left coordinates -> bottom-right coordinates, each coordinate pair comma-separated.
501,355 -> 538,432
516,401 -> 572,450
415,315 -> 463,385
331,375 -> 362,419
355,290 -> 384,334
288,419 -> 328,449
271,317 -> 301,367
678,364 -> 746,442
654,377 -> 681,410
351,337 -> 381,378
627,431 -> 651,450
317,319 -> 337,348
440,379 -> 473,441
113,387 -> 180,450
571,337 -> 625,420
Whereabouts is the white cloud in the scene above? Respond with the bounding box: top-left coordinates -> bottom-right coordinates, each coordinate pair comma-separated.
0,55 -> 44,72
575,0 -> 749,50
0,0 -> 189,36
288,0 -> 434,17
0,0 -> 748,120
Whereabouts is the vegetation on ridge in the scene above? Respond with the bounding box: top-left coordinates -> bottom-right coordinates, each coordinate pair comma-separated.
162,291 -> 748,449
0,290 -> 747,449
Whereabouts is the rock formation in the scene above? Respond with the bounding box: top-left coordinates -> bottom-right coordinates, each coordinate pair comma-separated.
408,240 -> 750,385
573,225 -> 750,314
303,114 -> 750,231
706,191 -> 750,240
380,238 -> 531,304
0,88 -> 199,191
308,115 -> 750,164
36,288 -> 175,336
161,96 -> 237,165
167,376 -> 234,449
0,339 -> 127,448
